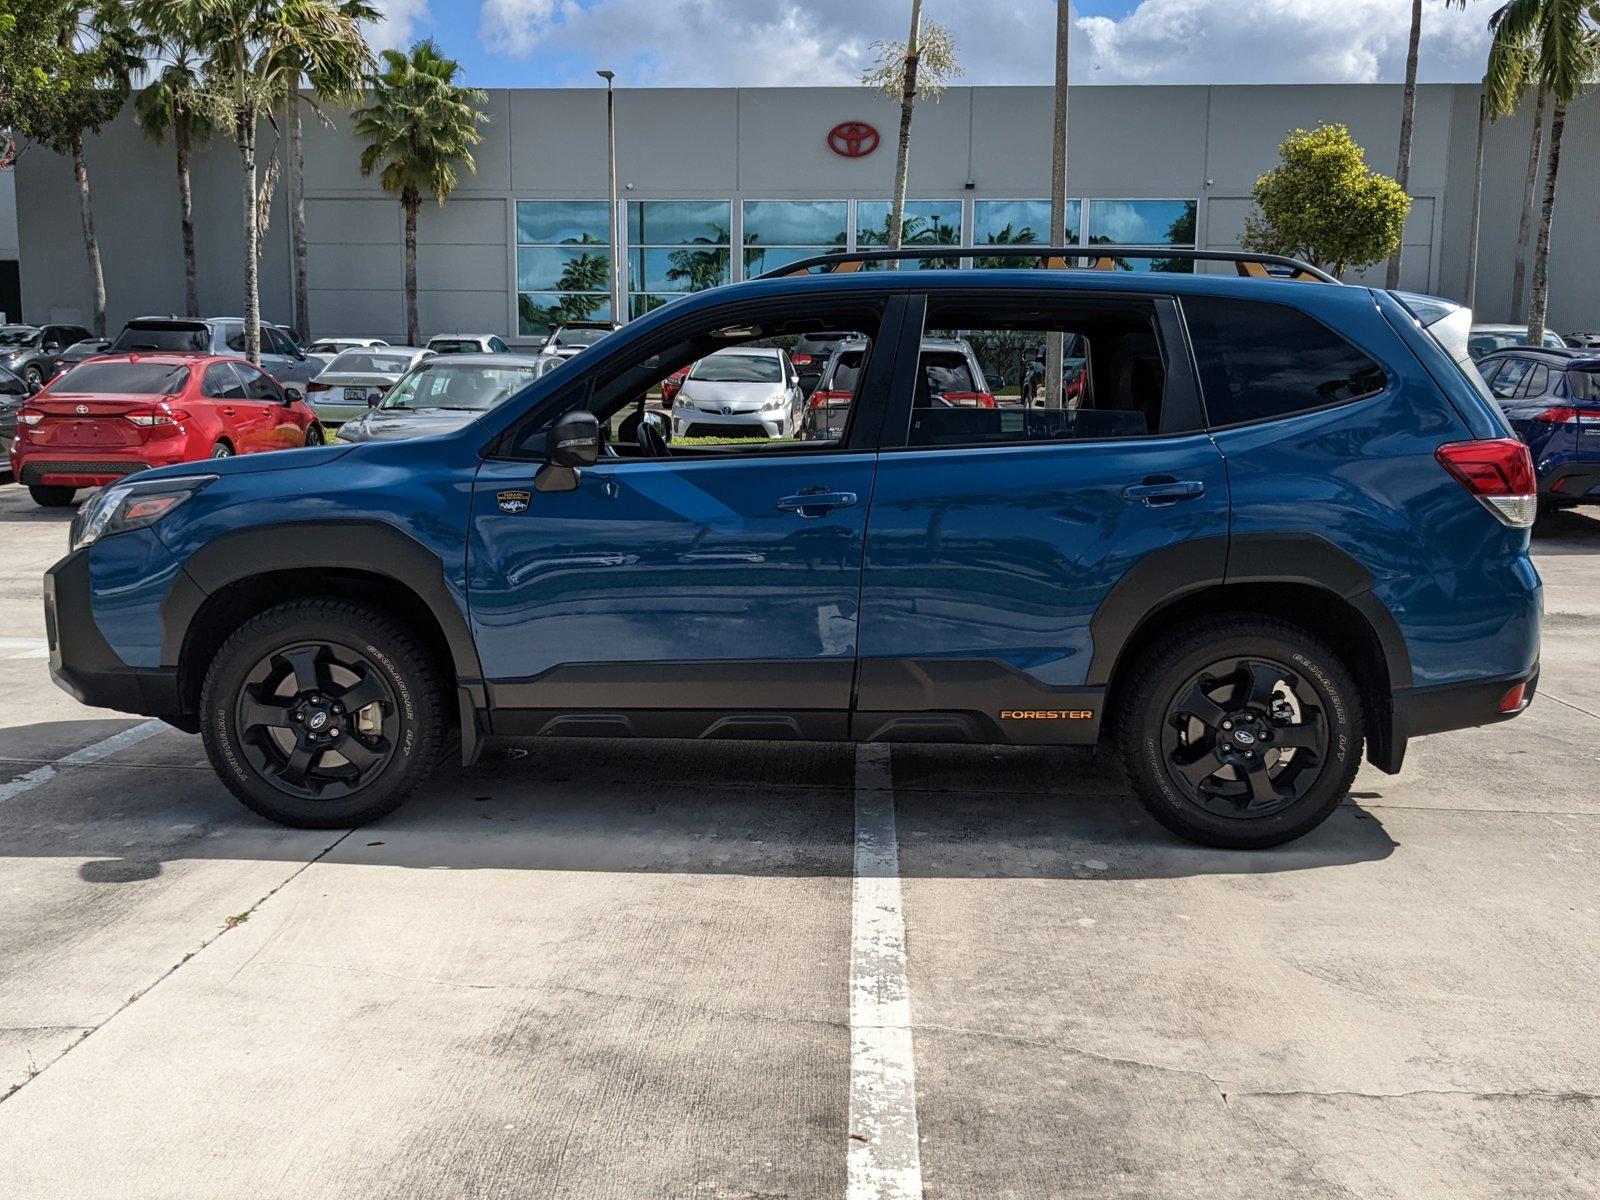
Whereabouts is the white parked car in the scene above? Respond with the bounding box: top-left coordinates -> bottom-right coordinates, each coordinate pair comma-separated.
426,333 -> 511,356
1468,324 -> 1568,359
306,337 -> 389,368
306,346 -> 432,425
670,347 -> 804,440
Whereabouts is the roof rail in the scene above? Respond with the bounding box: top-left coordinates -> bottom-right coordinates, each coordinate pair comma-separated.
757,245 -> 1339,284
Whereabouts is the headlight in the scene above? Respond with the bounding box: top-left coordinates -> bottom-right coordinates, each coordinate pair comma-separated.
70,475 -> 216,551
762,395 -> 786,411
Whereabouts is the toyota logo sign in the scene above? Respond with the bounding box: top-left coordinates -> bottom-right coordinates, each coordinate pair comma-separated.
827,121 -> 880,159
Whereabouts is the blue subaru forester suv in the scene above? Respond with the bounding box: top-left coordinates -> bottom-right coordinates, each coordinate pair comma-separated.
43,247 -> 1542,848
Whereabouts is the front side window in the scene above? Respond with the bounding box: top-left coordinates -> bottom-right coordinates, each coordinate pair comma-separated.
743,201 -> 848,277
1183,296 -> 1387,426
516,200 -> 614,337
628,200 -> 731,318
384,364 -> 538,412
905,297 -> 1171,447
235,364 -> 282,402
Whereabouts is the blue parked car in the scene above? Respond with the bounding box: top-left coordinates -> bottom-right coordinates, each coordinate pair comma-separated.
43,248 -> 1542,848
1475,347 -> 1600,511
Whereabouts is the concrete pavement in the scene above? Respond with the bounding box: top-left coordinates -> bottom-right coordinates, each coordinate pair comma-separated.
0,482 -> 1596,1198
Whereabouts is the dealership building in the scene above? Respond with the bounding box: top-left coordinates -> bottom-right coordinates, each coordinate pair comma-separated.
10,83 -> 1599,343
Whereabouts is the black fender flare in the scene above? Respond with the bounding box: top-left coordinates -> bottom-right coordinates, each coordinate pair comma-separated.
1087,532 -> 1414,770
159,520 -> 485,690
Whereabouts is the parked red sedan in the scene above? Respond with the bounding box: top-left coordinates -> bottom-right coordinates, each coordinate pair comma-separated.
9,354 -> 323,507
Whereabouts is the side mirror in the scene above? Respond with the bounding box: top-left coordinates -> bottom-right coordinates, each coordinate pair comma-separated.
534,410 -> 600,493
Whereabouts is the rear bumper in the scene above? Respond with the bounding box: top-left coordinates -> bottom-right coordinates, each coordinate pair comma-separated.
44,548 -> 187,721
1392,665 -> 1539,743
13,444 -> 201,488
1542,464 -> 1600,501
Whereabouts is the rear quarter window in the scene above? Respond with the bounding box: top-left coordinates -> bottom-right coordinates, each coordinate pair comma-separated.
1183,296 -> 1388,427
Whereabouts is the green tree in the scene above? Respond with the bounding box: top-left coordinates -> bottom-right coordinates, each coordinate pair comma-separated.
664,223 -> 730,292
133,0 -> 215,316
1242,123 -> 1410,277
279,0 -> 375,343
974,222 -> 1039,270
1485,0 -> 1598,344
860,1 -> 962,254
11,0 -> 141,335
353,40 -> 488,346
186,0 -> 371,362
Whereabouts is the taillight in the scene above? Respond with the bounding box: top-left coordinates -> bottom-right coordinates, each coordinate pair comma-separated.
1498,681 -> 1530,713
1435,438 -> 1537,528
126,409 -> 188,427
809,389 -> 851,409
977,391 -> 996,408
307,381 -> 331,393
792,354 -> 812,366
17,408 -> 43,426
1533,405 -> 1580,424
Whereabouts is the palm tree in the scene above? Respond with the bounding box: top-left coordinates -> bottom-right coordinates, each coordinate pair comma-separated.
353,41 -> 488,347
279,0 -> 375,344
187,0 -> 370,363
1386,0 -> 1470,290
1484,30 -> 1546,318
1485,0 -> 1599,344
133,0 -> 213,316
860,2 -> 962,253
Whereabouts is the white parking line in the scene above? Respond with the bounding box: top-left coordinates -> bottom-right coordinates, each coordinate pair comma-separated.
848,742 -> 923,1200
0,720 -> 168,803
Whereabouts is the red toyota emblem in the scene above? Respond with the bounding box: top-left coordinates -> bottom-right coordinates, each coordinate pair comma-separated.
827,121 -> 880,158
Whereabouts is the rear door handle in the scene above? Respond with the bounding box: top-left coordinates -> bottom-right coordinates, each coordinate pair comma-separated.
777,488 -> 858,517
220,407 -> 236,416
1121,479 -> 1205,506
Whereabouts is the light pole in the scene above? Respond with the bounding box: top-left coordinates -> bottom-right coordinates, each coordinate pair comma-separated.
597,70 -> 621,325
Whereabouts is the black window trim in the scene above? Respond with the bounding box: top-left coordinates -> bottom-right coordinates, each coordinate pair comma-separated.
482,286 -> 911,464
1174,293 -> 1395,433
875,287 -> 1204,453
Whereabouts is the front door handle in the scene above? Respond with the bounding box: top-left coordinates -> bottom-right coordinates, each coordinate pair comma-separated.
777,488 -> 858,517
1122,479 -> 1205,507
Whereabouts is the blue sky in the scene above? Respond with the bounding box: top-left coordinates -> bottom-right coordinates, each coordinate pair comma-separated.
367,0 -> 1494,89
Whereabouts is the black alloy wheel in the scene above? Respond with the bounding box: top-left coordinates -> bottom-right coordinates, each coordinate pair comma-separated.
1160,657 -> 1328,818
235,640 -> 399,801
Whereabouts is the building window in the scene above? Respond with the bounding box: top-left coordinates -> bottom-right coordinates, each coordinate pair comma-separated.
1085,200 -> 1198,273
742,201 -> 848,277
515,200 -> 613,337
856,200 -> 963,268
627,200 -> 731,319
972,200 -> 1080,266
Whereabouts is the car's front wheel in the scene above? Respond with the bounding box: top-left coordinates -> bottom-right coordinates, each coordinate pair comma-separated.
1115,617 -> 1363,849
200,601 -> 446,828
23,365 -> 44,390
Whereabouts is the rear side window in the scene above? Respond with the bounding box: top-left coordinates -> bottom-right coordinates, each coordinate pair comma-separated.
1183,296 -> 1387,427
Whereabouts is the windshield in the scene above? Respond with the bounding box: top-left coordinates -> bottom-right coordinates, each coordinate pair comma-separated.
53,362 -> 189,394
111,324 -> 209,353
381,364 -> 536,412
327,350 -> 414,375
0,326 -> 39,348
428,340 -> 481,355
690,354 -> 783,384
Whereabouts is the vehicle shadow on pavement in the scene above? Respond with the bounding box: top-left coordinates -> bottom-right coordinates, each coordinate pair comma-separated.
1531,507 -> 1600,555
0,721 -> 1396,884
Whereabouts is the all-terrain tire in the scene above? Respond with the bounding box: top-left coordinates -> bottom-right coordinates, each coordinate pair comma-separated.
200,600 -> 446,828
1114,616 -> 1364,849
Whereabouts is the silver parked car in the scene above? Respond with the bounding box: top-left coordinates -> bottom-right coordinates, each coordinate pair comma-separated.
669,346 -> 804,441
336,353 -> 560,443
1468,323 -> 1569,359
426,333 -> 511,356
307,346 -> 431,425
306,336 -> 390,369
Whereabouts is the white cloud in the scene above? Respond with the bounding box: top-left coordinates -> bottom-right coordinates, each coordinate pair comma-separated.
1076,0 -> 1491,84
365,0 -> 432,53
473,0 -> 1494,86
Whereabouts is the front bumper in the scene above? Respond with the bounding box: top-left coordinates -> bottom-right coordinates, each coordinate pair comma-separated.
44,548 -> 186,720
673,409 -> 787,439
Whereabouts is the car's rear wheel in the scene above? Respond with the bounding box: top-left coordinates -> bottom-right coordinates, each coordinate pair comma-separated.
304,426 -> 323,446
211,442 -> 233,458
29,484 -> 76,507
200,600 -> 445,828
22,365 -> 44,389
1116,617 -> 1363,849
